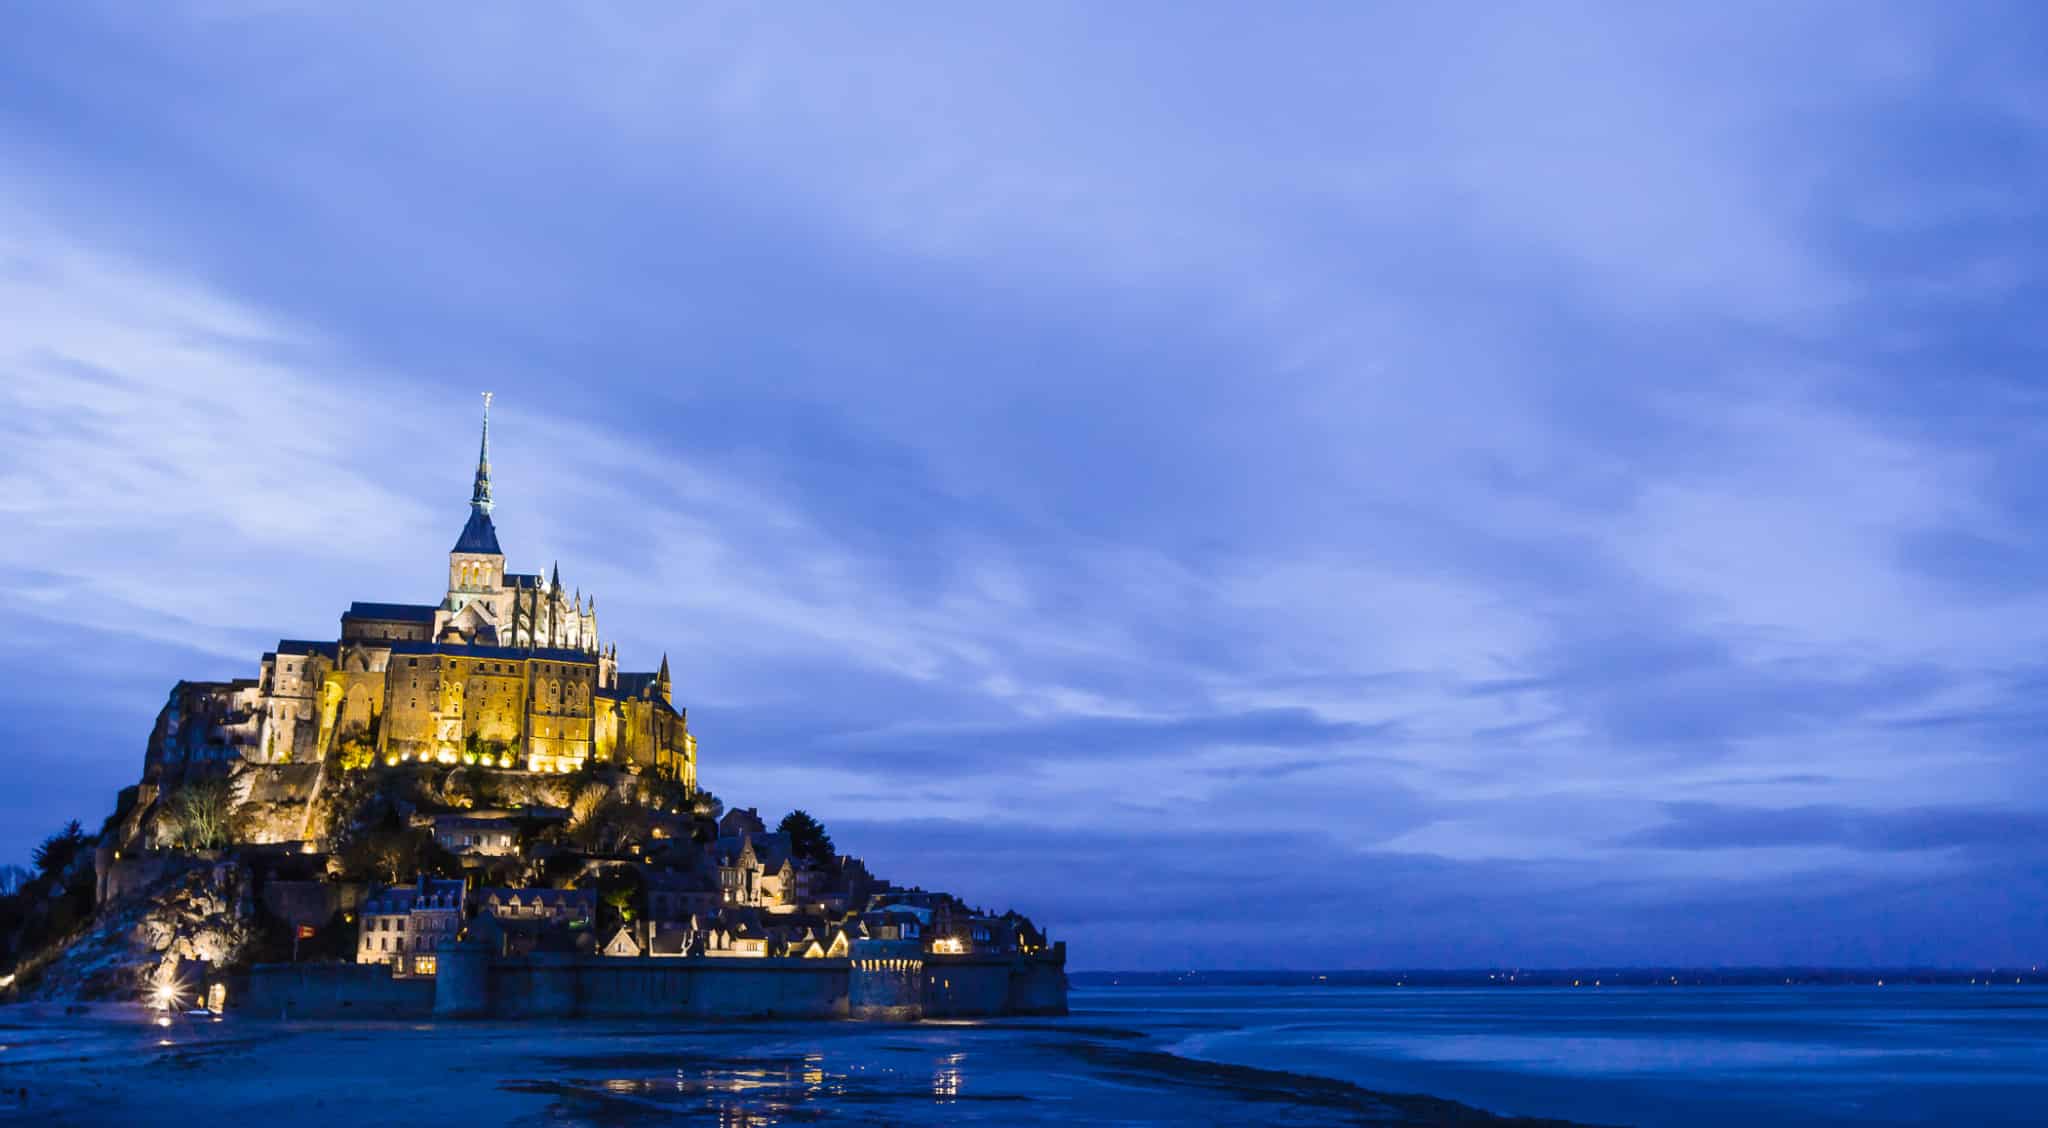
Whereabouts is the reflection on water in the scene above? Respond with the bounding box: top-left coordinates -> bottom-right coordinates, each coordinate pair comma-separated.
530,1042 -> 1002,1125
933,1050 -> 964,1101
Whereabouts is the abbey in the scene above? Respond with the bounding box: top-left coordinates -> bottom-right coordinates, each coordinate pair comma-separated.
151,395 -> 696,783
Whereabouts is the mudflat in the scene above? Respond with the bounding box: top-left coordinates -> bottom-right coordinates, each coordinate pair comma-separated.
0,1004 -> 1579,1125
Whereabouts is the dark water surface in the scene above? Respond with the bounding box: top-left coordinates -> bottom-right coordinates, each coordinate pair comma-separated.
5,986 -> 2041,1124
1079,983 -> 2048,1126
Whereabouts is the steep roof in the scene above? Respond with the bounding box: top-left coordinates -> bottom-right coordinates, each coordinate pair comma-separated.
346,601 -> 439,623
476,887 -> 595,911
454,391 -> 501,554
365,877 -> 465,914
386,640 -> 595,662
274,640 -> 338,658
614,672 -> 660,697
453,508 -> 502,555
752,832 -> 795,871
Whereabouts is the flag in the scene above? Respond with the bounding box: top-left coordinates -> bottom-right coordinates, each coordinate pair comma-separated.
296,924 -> 317,940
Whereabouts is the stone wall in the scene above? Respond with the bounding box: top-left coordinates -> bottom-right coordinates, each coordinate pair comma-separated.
246,945 -> 1064,1021
921,957 -> 1014,1018
96,850 -> 183,906
243,961 -> 435,1019
849,940 -> 924,1021
466,951 -> 850,1019
1006,946 -> 1071,1015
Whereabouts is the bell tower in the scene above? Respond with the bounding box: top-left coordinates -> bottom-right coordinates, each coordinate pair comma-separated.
446,392 -> 506,628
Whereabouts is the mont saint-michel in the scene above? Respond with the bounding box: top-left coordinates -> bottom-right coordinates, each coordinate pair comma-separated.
0,397 -> 1065,1024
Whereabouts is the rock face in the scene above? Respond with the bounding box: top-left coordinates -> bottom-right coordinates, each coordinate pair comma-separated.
16,857 -> 256,1002
232,763 -> 326,844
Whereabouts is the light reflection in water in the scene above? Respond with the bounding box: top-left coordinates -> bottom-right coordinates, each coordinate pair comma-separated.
570,1046 -> 984,1123
802,1052 -> 826,1091
933,1051 -> 964,1101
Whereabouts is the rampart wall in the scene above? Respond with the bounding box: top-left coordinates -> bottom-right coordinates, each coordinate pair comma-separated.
243,962 -> 436,1019
243,943 -> 1065,1021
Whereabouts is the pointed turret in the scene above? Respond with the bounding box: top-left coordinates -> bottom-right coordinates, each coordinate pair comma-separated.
471,391 -> 493,516
550,561 -> 561,591
453,392 -> 502,555
657,652 -> 673,702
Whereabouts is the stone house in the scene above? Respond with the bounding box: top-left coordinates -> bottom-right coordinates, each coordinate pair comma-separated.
472,886 -> 594,925
423,813 -> 520,856
645,866 -> 721,924
356,876 -> 465,977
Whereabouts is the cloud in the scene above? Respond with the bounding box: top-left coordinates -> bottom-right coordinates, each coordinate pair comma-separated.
1625,802 -> 2048,855
3,2 -> 2048,965
826,708 -> 1395,768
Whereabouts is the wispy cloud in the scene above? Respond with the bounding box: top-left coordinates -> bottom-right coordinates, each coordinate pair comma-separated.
3,1 -> 2047,964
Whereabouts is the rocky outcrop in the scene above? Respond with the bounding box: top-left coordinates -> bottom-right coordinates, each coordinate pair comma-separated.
11,856 -> 257,1003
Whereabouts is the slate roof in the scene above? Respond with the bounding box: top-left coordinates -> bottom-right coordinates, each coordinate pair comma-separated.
719,808 -> 767,837
614,672 -> 661,697
475,886 -> 595,909
646,867 -> 719,892
752,833 -> 796,871
386,640 -> 596,663
345,601 -> 440,623
453,508 -> 502,555
364,877 -> 465,914
273,640 -> 338,658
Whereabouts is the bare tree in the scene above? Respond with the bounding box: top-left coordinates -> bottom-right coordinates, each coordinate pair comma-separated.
368,831 -> 414,885
174,778 -> 235,850
566,782 -> 613,850
0,863 -> 30,896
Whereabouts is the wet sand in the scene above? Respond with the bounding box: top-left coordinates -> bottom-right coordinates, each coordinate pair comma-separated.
0,1004 -> 1585,1125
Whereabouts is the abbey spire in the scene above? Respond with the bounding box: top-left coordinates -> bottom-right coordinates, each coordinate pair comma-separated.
452,392 -> 503,555
471,390 -> 494,517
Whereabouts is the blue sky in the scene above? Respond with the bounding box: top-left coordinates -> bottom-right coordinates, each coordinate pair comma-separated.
3,3 -> 2047,969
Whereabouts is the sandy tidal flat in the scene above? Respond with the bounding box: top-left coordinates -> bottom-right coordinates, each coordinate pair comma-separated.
0,1004 -> 1576,1126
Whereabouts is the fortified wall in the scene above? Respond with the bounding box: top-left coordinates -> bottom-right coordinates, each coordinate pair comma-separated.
243,940 -> 1067,1021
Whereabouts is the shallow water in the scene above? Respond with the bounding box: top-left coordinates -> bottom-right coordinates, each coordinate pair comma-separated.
2,986 -> 2039,1124
0,1005 -> 1559,1125
1080,984 -> 2048,1126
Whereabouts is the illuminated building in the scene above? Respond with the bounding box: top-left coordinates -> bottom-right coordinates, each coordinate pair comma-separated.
142,394 -> 697,785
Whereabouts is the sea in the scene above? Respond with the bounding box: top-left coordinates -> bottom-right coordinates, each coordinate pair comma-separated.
4,982 -> 2046,1124
1081,982 -> 2048,1126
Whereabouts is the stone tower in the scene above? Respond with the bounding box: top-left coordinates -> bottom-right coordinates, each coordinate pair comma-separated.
445,393 -> 506,637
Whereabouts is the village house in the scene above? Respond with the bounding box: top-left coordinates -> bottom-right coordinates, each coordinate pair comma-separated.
645,866 -> 721,923
420,812 -> 521,856
355,876 -> 466,977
